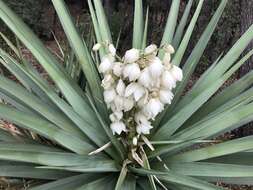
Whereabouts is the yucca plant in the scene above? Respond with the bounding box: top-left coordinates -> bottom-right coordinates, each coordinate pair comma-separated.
0,0 -> 253,189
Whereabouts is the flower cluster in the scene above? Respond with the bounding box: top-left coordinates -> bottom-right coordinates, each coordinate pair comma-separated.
93,43 -> 183,145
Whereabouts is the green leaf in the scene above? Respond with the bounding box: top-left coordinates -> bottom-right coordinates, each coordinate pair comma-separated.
92,0 -> 112,42
121,175 -> 136,190
166,162 -> 253,177
142,7 -> 149,49
76,175 -> 117,190
115,160 -> 128,190
30,174 -> 103,190
133,0 -> 143,49
0,104 -> 95,154
153,48 -> 253,140
0,165 -> 75,180
159,0 -> 180,47
170,136 -> 253,162
176,23 -> 253,112
158,0 -> 228,126
0,0 -> 98,127
172,0 -> 193,49
0,75 -> 85,139
51,0 -> 108,119
172,0 -> 204,67
130,168 -> 222,190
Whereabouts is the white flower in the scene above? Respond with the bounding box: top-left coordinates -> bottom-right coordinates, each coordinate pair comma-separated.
123,97 -> 134,111
144,44 -> 158,55
124,48 -> 140,63
123,63 -> 141,81
109,44 -> 116,56
143,98 -> 164,119
133,137 -> 138,146
159,89 -> 174,104
113,62 -> 123,77
99,56 -> 113,73
110,121 -> 127,135
135,112 -> 150,125
92,43 -> 101,51
164,44 -> 175,54
161,70 -> 176,90
109,111 -> 123,122
138,68 -> 152,88
114,95 -> 125,110
136,123 -> 153,135
148,57 -> 164,79
103,88 -> 116,103
102,74 -> 114,89
125,83 -> 146,101
170,65 -> 183,81
163,53 -> 171,65
116,79 -> 126,96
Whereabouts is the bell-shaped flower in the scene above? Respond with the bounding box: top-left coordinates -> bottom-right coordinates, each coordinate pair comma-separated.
108,44 -> 116,56
99,56 -> 114,73
124,48 -> 140,63
161,70 -> 176,90
123,97 -> 134,111
110,121 -> 127,135
159,89 -> 174,104
144,44 -> 158,55
102,74 -> 114,89
123,63 -> 141,81
138,68 -> 152,88
135,112 -> 150,125
125,83 -> 146,101
109,111 -> 123,122
116,79 -> 126,96
136,123 -> 153,135
148,57 -> 164,79
170,65 -> 183,82
114,95 -> 125,111
143,98 -> 164,119
103,88 -> 116,104
113,62 -> 124,77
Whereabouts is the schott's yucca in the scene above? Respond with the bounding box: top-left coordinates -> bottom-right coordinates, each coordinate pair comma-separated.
0,0 -> 253,189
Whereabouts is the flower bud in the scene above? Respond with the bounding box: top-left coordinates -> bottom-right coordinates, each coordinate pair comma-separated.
123,63 -> 141,81
110,121 -> 127,135
133,137 -> 138,146
108,44 -> 116,56
92,43 -> 101,51
124,48 -> 140,63
163,53 -> 171,65
163,44 -> 175,54
144,44 -> 158,55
